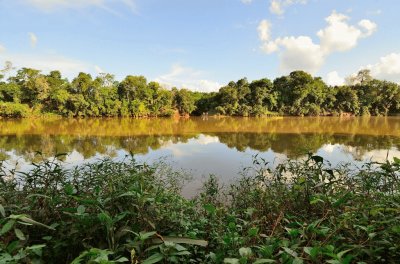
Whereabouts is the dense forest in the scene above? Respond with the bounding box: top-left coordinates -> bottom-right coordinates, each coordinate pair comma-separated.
1,62 -> 399,117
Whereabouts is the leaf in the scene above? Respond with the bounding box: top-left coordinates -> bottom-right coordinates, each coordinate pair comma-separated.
248,227 -> 259,237
14,228 -> 26,240
311,155 -> 324,163
223,258 -> 240,264
203,203 -> 216,214
115,257 -> 129,262
391,225 -> 400,233
324,169 -> 334,177
326,260 -> 341,264
139,231 -> 156,241
27,244 -> 46,250
239,247 -> 252,257
228,222 -> 236,230
70,250 -> 89,264
0,220 -> 15,235
337,249 -> 352,259
142,253 -> 164,264
333,192 -> 351,207
77,205 -> 86,214
64,184 -> 75,195
393,157 -> 400,164
27,244 -> 46,257
172,250 -> 191,256
293,258 -> 303,264
253,259 -> 276,264
282,247 -> 298,258
152,237 -> 208,247
173,243 -> 187,252
304,247 -> 319,259
0,204 -> 5,217
310,197 -> 324,205
9,215 -> 55,230
55,152 -> 68,158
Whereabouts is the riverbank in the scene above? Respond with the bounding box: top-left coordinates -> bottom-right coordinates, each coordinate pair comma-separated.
1,155 -> 399,263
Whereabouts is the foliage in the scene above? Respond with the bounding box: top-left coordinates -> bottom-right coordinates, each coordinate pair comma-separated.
0,102 -> 30,117
1,65 -> 399,117
1,154 -> 399,263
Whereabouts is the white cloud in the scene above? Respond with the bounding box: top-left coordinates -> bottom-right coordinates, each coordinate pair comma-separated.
275,36 -> 325,73
269,0 -> 307,15
358,19 -> 377,37
317,11 -> 376,53
326,71 -> 345,86
155,64 -> 221,93
241,0 -> 252,4
317,12 -> 361,53
259,11 -> 377,74
362,53 -> 400,83
28,32 -> 38,48
260,40 -> 279,54
269,0 -> 283,15
0,44 -> 5,53
257,20 -> 272,42
23,0 -> 137,13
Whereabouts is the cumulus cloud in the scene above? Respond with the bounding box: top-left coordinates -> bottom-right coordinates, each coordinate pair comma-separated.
269,0 -> 307,15
241,0 -> 252,4
28,32 -> 38,48
257,20 -> 272,42
0,44 -> 5,53
317,12 -> 377,53
22,0 -> 137,13
362,53 -> 400,83
155,64 -> 221,93
326,71 -> 345,86
259,11 -> 377,73
275,36 -> 325,73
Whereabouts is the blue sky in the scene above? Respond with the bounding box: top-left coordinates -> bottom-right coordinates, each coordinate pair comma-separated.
0,0 -> 399,91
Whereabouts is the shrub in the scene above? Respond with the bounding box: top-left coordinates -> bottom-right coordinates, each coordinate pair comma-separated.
0,102 -> 30,118
1,154 -> 399,263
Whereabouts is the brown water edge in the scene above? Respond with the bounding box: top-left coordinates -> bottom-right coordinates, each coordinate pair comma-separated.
1,116 -> 400,137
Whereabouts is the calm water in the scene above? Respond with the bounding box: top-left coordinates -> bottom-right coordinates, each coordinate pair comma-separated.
1,116 -> 400,195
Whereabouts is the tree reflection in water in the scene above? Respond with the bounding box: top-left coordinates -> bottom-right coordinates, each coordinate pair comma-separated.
1,116 -> 400,166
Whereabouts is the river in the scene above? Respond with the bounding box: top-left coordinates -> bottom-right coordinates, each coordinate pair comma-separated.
1,116 -> 400,195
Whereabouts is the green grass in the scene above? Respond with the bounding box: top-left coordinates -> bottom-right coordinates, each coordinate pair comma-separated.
1,154 -> 399,263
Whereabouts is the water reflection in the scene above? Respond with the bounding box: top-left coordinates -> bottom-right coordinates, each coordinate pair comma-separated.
1,117 -> 400,188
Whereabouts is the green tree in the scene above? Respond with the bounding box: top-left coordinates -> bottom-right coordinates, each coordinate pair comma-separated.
248,78 -> 277,115
174,88 -> 196,115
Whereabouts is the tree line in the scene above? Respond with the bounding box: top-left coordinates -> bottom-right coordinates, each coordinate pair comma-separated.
0,63 -> 399,117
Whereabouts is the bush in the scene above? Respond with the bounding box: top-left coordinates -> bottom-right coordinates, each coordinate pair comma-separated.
0,102 -> 30,117
1,154 -> 399,263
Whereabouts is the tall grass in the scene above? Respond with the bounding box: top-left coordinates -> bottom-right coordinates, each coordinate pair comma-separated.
1,154 -> 399,263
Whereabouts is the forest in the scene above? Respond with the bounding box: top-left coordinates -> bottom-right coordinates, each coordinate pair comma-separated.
1,62 -> 400,118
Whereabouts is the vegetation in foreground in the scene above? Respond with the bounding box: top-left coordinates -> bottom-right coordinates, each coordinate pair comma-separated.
1,154 -> 399,263
1,60 -> 400,118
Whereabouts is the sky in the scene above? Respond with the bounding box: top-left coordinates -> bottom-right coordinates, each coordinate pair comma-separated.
0,0 -> 399,92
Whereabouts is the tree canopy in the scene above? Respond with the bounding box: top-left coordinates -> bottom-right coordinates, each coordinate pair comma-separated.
0,64 -> 399,118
